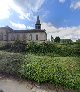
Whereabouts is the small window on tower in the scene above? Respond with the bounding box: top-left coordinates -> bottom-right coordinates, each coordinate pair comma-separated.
36,35 -> 38,40
38,26 -> 40,29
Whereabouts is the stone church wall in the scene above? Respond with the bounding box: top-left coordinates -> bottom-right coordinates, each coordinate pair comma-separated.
8,32 -> 47,42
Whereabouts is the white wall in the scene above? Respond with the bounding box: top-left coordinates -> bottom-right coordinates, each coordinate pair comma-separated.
0,28 -> 47,42
0,28 -> 8,41
8,32 -> 47,41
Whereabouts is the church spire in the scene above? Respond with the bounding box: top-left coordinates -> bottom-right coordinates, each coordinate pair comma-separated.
36,16 -> 40,24
35,16 -> 41,29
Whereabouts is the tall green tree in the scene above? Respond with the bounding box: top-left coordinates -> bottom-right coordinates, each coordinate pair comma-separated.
54,36 -> 60,43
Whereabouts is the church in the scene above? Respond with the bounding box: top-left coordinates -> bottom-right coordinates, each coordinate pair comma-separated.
0,16 -> 47,43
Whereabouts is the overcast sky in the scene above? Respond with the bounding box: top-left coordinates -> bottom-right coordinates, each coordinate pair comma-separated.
0,0 -> 80,41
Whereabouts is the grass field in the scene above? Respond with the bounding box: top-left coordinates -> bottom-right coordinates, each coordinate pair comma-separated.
0,51 -> 80,91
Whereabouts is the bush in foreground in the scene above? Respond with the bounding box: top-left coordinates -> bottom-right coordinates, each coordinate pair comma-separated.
0,51 -> 24,75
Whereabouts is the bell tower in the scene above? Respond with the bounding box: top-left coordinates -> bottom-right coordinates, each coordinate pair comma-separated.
35,16 -> 41,29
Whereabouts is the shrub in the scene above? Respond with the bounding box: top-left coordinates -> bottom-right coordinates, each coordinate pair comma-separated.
0,51 -> 24,76
20,54 -> 80,90
0,41 -> 80,56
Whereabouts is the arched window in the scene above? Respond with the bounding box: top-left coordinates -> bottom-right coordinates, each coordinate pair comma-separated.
23,34 -> 26,41
0,33 -> 3,41
11,34 -> 15,41
17,34 -> 20,40
36,35 -> 38,40
29,34 -> 32,40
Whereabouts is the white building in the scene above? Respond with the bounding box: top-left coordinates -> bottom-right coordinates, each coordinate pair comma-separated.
0,16 -> 47,43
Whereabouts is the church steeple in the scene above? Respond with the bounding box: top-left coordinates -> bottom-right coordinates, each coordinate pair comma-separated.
36,16 -> 40,24
35,16 -> 41,29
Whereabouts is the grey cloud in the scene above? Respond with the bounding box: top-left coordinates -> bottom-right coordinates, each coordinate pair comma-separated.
42,22 -> 80,41
14,0 -> 45,12
12,0 -> 45,20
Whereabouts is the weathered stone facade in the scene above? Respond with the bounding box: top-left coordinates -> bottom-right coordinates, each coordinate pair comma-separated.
0,16 -> 47,42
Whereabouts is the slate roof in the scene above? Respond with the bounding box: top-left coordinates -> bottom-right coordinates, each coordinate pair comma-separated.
12,29 -> 46,33
0,26 -> 46,33
0,26 -> 13,31
0,26 -> 13,33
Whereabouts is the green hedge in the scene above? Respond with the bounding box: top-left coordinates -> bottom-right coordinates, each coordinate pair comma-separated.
0,41 -> 80,56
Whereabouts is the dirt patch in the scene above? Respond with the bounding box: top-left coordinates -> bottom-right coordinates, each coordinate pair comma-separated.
0,74 -> 77,92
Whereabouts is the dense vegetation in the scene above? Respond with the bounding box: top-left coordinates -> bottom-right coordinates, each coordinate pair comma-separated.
20,54 -> 80,89
0,51 -> 80,91
0,51 -> 24,75
0,41 -> 80,56
0,41 -> 80,91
